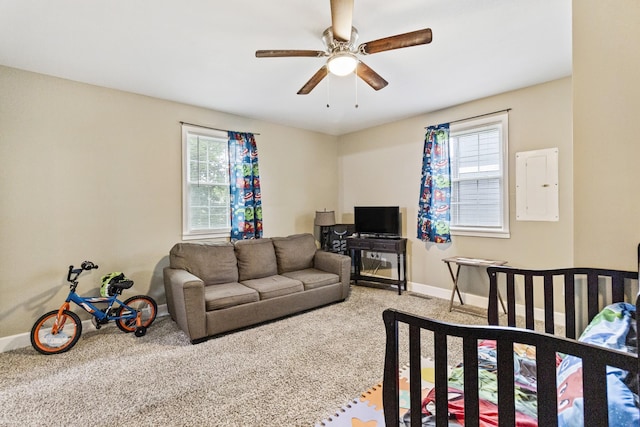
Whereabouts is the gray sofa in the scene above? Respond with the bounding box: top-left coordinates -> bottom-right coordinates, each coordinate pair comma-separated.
163,233 -> 351,343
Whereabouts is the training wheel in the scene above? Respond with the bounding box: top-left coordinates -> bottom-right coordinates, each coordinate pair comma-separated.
134,326 -> 147,337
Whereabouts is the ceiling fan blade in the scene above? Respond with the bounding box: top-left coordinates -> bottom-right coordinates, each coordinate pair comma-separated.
256,50 -> 327,58
356,61 -> 388,91
330,0 -> 354,42
359,28 -> 433,55
297,65 -> 329,95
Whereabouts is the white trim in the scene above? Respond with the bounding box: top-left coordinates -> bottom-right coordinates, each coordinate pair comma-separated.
408,281 -> 566,327
449,112 -> 510,238
449,228 -> 511,239
0,304 -> 169,353
182,230 -> 231,241
181,124 -> 231,240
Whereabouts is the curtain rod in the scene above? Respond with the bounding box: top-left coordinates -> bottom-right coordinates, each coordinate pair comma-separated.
424,108 -> 511,128
180,121 -> 260,135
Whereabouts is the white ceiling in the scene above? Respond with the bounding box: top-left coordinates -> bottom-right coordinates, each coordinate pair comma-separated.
0,0 -> 572,136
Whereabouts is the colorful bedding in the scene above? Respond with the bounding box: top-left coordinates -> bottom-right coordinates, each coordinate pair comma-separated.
557,302 -> 638,427
406,303 -> 638,427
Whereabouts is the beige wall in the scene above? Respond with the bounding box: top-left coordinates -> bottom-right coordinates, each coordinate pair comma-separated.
0,65 -> 338,337
573,0 -> 640,269
3,1 -> 639,341
338,78 -> 574,296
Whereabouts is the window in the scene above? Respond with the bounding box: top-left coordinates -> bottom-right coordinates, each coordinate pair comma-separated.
449,112 -> 509,238
182,124 -> 230,240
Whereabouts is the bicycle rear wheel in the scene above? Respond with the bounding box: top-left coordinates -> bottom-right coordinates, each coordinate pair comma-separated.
116,295 -> 157,333
31,309 -> 82,355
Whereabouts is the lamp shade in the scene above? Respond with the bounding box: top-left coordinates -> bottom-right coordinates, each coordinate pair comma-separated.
315,210 -> 336,226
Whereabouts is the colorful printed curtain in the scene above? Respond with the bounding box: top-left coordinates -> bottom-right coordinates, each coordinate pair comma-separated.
417,124 -> 451,243
228,132 -> 263,240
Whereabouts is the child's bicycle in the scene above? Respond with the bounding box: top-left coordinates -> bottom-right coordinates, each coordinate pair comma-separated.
30,261 -> 158,355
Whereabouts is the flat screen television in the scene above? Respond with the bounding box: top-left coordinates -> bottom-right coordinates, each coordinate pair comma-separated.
354,206 -> 400,238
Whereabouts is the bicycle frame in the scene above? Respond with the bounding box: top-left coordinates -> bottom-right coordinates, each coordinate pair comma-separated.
52,289 -> 142,334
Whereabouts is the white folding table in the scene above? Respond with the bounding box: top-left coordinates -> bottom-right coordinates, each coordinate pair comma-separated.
442,256 -> 508,313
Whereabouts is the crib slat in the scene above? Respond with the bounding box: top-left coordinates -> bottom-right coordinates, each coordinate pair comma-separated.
409,325 -> 422,427
544,275 -> 555,334
382,310 -> 400,427
525,275 -> 534,330
564,273 -> 576,339
587,272 -> 599,322
463,338 -> 480,426
434,332 -> 448,427
496,340 -> 515,427
507,273 -> 516,327
582,358 -> 609,426
612,274 -> 625,302
537,341 -> 558,427
488,270 -> 499,325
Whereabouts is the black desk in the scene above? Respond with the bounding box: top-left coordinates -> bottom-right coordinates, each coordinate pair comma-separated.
347,237 -> 408,295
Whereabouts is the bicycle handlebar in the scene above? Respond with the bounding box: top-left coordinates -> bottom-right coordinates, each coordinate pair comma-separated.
81,261 -> 99,271
67,261 -> 99,283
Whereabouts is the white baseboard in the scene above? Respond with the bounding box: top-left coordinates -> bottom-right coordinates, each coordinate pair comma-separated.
0,304 -> 169,353
408,281 -> 566,327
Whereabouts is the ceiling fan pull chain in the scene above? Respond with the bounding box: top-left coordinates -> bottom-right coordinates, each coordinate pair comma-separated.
354,68 -> 359,108
326,74 -> 331,108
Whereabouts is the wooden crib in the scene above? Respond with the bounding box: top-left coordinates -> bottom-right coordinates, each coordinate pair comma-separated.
382,248 -> 639,426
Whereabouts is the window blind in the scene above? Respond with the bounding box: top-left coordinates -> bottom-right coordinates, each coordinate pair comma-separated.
450,127 -> 503,228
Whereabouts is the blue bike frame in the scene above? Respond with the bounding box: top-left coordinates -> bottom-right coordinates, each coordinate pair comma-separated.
66,291 -> 137,322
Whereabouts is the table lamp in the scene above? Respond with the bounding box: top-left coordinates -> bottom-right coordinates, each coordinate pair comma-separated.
314,210 -> 336,251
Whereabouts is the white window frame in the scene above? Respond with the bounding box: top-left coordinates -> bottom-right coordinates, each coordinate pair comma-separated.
449,112 -> 510,238
181,124 -> 231,240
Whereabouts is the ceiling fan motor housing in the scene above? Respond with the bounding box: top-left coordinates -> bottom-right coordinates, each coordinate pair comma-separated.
322,27 -> 359,53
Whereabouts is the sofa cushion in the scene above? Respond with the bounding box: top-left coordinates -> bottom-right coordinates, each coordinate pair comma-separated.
235,238 -> 278,281
204,283 -> 259,311
169,242 -> 238,285
272,233 -> 317,274
282,268 -> 339,291
241,275 -> 304,300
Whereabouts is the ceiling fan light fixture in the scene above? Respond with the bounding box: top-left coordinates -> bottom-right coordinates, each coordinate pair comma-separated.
327,52 -> 358,76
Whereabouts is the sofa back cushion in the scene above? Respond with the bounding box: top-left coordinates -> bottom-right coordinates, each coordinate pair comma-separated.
272,233 -> 317,274
235,238 -> 278,281
169,242 -> 238,285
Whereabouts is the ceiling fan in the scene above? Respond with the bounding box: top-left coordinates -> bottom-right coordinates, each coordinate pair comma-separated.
255,0 -> 433,95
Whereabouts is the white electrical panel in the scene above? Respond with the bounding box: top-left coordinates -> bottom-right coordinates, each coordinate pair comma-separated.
515,148 -> 559,221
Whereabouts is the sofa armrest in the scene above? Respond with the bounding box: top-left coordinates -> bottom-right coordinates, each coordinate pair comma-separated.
163,267 -> 207,342
313,250 -> 351,298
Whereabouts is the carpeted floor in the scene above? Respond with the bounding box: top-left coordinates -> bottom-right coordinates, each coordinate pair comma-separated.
0,285 -> 489,426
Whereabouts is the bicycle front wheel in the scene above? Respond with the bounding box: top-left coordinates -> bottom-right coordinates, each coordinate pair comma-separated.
31,309 -> 82,355
116,295 -> 157,333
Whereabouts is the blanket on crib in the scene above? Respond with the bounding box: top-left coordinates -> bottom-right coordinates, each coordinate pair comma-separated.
556,302 -> 638,427
411,302 -> 638,427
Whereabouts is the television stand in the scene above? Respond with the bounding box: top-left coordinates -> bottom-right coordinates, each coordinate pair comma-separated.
360,234 -> 400,240
346,236 -> 407,295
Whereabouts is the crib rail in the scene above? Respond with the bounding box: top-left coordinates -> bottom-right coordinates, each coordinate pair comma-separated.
487,266 -> 637,339
382,307 -> 639,427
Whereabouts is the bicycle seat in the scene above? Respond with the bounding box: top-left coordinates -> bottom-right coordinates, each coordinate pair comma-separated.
111,280 -> 134,290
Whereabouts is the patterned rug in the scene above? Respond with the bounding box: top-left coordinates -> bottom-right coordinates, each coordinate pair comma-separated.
315,357 -> 438,427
